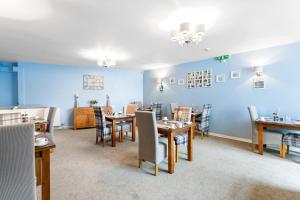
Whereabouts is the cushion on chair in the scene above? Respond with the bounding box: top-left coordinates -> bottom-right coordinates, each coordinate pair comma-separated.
283,133 -> 300,148
120,122 -> 131,131
174,134 -> 188,145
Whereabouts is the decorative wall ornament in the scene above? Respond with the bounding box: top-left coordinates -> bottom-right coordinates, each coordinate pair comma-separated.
83,74 -> 104,90
159,81 -> 164,92
178,79 -> 185,86
186,69 -> 212,89
169,77 -> 176,85
230,70 -> 241,79
216,74 -> 225,83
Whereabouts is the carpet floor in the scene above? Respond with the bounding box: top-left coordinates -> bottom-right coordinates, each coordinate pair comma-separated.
44,129 -> 300,200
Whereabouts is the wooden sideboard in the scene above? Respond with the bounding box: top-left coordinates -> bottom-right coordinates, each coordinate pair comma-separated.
74,107 -> 96,129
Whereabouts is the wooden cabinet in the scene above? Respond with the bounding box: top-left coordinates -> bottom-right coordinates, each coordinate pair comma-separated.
73,107 -> 96,129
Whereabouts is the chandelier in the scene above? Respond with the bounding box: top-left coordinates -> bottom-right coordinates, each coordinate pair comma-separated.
170,22 -> 205,45
97,56 -> 116,67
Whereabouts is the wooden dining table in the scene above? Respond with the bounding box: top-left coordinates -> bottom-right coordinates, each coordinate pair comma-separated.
256,119 -> 300,157
105,115 -> 136,147
157,121 -> 195,174
35,138 -> 56,200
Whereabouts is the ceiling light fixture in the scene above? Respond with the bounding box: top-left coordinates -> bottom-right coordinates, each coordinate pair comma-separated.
97,56 -> 116,68
170,22 -> 205,45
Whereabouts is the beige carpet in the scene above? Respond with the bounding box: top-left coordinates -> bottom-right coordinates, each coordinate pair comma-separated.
45,129 -> 300,200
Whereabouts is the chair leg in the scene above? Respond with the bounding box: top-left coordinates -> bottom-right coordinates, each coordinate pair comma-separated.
252,144 -> 256,152
154,163 -> 158,176
287,145 -> 290,154
175,145 -> 178,163
96,135 -> 99,144
138,159 -> 142,168
206,131 -> 209,137
103,137 -> 105,147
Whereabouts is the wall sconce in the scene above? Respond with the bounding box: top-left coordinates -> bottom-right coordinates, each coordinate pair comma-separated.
159,80 -> 164,92
254,66 -> 263,77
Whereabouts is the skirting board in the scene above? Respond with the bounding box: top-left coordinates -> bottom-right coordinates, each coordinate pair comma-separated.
208,132 -> 252,144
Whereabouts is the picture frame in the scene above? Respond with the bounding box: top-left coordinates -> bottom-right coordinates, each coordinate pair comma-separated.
83,74 -> 104,90
178,79 -> 185,85
253,79 -> 265,89
216,74 -> 225,83
230,70 -> 241,79
169,77 -> 176,85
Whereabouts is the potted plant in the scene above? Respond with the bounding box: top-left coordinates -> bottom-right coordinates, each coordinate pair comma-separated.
89,100 -> 98,107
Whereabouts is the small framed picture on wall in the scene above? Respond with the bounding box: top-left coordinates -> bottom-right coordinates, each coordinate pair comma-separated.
230,70 -> 241,79
216,74 -> 225,83
253,79 -> 265,89
178,79 -> 185,86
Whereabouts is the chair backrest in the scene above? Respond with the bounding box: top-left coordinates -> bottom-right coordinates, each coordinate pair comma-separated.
152,103 -> 162,120
202,104 -> 212,119
174,106 -> 192,122
0,123 -> 36,200
47,107 -> 57,133
125,104 -> 138,115
170,103 -> 178,114
136,111 -> 159,162
93,107 -> 106,133
130,101 -> 143,109
247,106 -> 259,136
101,106 -> 112,115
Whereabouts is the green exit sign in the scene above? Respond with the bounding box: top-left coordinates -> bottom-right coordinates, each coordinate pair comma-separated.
215,55 -> 230,62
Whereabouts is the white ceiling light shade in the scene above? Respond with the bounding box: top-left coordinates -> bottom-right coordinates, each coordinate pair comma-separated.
170,22 -> 206,45
79,47 -> 129,67
0,0 -> 51,21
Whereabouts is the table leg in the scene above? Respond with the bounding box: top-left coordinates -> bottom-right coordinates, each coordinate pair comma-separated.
41,123 -> 47,134
258,123 -> 264,155
168,131 -> 175,174
132,117 -> 136,142
188,126 -> 194,161
41,149 -> 50,200
112,120 -> 116,147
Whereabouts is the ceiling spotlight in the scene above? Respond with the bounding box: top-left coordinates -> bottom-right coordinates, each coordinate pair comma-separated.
97,57 -> 116,68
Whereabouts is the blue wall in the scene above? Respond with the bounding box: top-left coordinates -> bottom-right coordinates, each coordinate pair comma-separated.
17,62 -> 143,127
143,42 -> 300,139
0,62 -> 18,106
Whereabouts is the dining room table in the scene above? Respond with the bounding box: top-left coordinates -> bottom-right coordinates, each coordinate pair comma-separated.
157,121 -> 195,174
105,114 -> 136,147
256,118 -> 300,157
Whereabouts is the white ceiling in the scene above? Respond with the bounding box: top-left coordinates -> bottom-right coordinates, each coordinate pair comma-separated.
0,0 -> 300,70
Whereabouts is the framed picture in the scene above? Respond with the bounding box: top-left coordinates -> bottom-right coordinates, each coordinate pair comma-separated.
216,74 -> 225,83
169,77 -> 176,85
178,79 -> 185,85
83,74 -> 104,90
253,79 -> 265,89
230,70 -> 241,79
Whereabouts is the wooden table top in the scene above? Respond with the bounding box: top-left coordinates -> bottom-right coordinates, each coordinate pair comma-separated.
105,115 -> 135,121
157,121 -> 195,134
35,139 -> 56,152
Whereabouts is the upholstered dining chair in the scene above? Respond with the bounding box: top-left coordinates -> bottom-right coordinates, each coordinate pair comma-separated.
152,103 -> 162,120
0,124 -> 36,200
136,111 -> 168,176
93,107 -> 122,146
101,105 -> 113,115
195,104 -> 212,137
173,106 -> 192,162
247,105 -> 283,152
45,107 -> 57,141
282,133 -> 300,156
121,104 -> 138,137
170,103 -> 178,119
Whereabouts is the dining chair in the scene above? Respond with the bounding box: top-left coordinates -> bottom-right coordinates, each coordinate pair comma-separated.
0,124 -> 36,200
93,106 -> 122,146
152,103 -> 162,120
170,103 -> 178,119
247,105 -> 283,152
282,131 -> 300,156
136,111 -> 168,176
173,106 -> 192,162
121,104 -> 138,137
101,105 -> 113,115
195,104 -> 212,137
45,107 -> 57,141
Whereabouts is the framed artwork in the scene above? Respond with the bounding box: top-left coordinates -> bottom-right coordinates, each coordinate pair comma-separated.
253,79 -> 265,89
83,74 -> 104,90
169,77 -> 176,85
216,74 -> 225,83
186,69 -> 212,88
230,70 -> 241,79
178,79 -> 185,85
